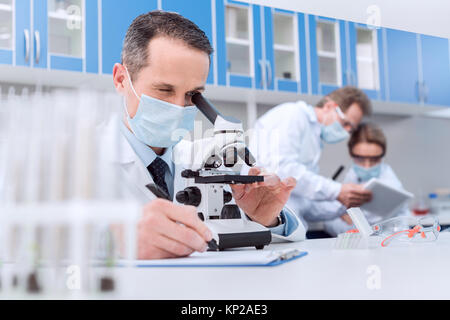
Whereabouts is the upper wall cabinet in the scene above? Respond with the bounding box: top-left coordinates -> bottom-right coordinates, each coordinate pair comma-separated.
346,23 -> 386,101
215,0 -> 308,93
262,8 -> 308,93
308,16 -> 347,96
0,0 -> 99,73
1,1 -> 448,108
215,0 -> 254,88
385,29 -> 421,104
419,35 -> 450,106
385,29 -> 450,106
48,0 -> 96,72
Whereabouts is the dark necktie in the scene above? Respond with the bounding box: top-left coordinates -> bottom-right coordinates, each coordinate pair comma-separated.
147,157 -> 170,198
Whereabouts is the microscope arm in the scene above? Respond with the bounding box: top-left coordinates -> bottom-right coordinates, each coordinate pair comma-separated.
191,93 -> 257,167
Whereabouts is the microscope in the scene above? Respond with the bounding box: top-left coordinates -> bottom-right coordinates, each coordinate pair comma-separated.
174,93 -> 272,251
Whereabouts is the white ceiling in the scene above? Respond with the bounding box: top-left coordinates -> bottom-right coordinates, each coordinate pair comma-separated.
242,0 -> 450,39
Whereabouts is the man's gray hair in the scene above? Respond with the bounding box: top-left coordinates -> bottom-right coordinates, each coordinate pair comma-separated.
121,10 -> 214,80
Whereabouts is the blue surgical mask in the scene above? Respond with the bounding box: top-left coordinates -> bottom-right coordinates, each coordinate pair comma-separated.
124,68 -> 198,148
320,106 -> 350,144
320,121 -> 350,144
353,163 -> 382,182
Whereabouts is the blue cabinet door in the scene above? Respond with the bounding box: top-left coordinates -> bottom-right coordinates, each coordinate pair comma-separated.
101,0 -> 158,75
309,16 -> 347,96
49,0 -> 98,73
347,23 -> 387,101
215,0 -> 254,89
11,0 -> 98,72
420,35 -> 450,107
14,0 -> 32,67
263,8 -> 303,93
385,29 -> 420,104
216,2 -> 305,92
161,0 -> 214,85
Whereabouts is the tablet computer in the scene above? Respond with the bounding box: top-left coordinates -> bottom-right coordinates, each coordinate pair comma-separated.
361,178 -> 414,218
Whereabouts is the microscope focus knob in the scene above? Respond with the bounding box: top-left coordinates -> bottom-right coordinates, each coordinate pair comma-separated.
176,187 -> 202,207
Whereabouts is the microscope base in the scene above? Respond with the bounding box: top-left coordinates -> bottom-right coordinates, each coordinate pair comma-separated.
205,219 -> 272,251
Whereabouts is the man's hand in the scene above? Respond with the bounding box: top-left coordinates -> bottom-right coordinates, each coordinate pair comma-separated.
138,199 -> 213,260
230,167 -> 296,227
337,183 -> 372,208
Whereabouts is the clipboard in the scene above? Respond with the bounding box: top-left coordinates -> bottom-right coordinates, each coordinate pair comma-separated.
120,249 -> 307,268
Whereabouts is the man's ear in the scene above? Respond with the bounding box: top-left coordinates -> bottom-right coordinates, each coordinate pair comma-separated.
113,63 -> 127,94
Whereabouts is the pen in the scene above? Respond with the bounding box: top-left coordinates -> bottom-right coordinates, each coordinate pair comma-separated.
332,165 -> 345,181
145,183 -> 219,251
146,183 -> 171,201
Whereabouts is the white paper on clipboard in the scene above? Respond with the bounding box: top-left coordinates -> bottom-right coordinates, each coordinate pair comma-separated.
361,178 -> 413,218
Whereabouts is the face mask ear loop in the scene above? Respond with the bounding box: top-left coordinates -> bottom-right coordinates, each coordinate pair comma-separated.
335,106 -> 346,120
123,66 -> 141,121
124,66 -> 141,101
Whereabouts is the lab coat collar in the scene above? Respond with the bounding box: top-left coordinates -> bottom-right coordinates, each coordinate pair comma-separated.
99,117 -> 136,165
101,118 -> 193,202
119,121 -> 174,174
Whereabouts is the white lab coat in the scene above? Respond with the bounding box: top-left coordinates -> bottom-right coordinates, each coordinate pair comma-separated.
102,119 -> 305,243
250,101 -> 342,226
308,163 -> 412,237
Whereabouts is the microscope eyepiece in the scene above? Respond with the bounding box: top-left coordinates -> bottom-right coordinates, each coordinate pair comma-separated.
192,93 -> 219,124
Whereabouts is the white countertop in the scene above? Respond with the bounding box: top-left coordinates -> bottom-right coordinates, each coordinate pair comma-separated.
2,233 -> 449,300
107,232 -> 450,300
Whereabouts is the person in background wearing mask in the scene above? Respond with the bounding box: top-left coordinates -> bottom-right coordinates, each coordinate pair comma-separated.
251,87 -> 373,230
110,11 -> 306,260
319,123 -> 411,237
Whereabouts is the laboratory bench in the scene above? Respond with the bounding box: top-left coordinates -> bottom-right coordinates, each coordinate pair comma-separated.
3,232 -> 449,300
99,233 -> 450,300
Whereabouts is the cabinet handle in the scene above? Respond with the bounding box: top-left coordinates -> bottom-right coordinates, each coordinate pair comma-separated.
423,82 -> 429,104
415,81 -> 421,102
24,30 -> 30,62
345,70 -> 357,86
258,60 -> 266,89
34,31 -> 41,64
345,70 -> 351,86
351,70 -> 357,87
416,81 -> 428,104
265,60 -> 272,88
